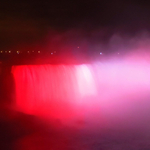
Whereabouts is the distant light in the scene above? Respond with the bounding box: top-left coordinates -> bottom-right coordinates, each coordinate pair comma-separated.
27,51 -> 30,53
51,53 -> 53,55
54,51 -> 56,53
0,51 -> 3,53
38,51 -> 40,53
17,51 -> 19,54
9,51 -> 11,53
32,51 -> 34,53
100,52 -> 102,55
5,51 -> 7,53
77,47 -> 79,48
118,53 -> 120,54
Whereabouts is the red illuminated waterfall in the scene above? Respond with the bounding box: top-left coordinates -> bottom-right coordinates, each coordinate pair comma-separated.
11,61 -> 150,126
11,64 -> 97,122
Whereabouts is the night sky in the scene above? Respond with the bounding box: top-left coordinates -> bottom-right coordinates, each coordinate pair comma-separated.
1,0 -> 150,54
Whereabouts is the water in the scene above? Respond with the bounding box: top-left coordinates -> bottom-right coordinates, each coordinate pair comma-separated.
11,60 -> 150,130
0,59 -> 150,149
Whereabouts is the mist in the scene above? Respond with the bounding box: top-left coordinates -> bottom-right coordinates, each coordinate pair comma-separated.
10,50 -> 150,131
1,0 -> 150,149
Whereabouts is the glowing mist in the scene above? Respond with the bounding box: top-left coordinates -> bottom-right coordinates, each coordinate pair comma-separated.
11,61 -> 150,129
11,64 -> 97,122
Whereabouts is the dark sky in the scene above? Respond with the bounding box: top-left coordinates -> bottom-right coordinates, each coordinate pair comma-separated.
1,0 -> 150,52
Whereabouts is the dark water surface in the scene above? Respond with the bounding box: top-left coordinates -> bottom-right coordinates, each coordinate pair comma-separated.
0,107 -> 150,150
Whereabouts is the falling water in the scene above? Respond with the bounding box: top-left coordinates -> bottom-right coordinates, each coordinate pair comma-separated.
11,60 -> 150,129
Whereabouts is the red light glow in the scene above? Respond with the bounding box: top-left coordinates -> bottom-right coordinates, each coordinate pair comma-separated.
11,61 -> 150,128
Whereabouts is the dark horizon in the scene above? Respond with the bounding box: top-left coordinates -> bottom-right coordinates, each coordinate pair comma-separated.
1,0 -> 150,55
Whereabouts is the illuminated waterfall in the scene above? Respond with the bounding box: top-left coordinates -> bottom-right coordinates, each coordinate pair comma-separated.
11,61 -> 150,127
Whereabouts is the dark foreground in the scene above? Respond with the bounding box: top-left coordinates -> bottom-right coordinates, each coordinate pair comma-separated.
0,107 -> 150,150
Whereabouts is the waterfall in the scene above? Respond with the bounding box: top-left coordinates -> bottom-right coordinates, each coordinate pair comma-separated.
11,61 -> 150,128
